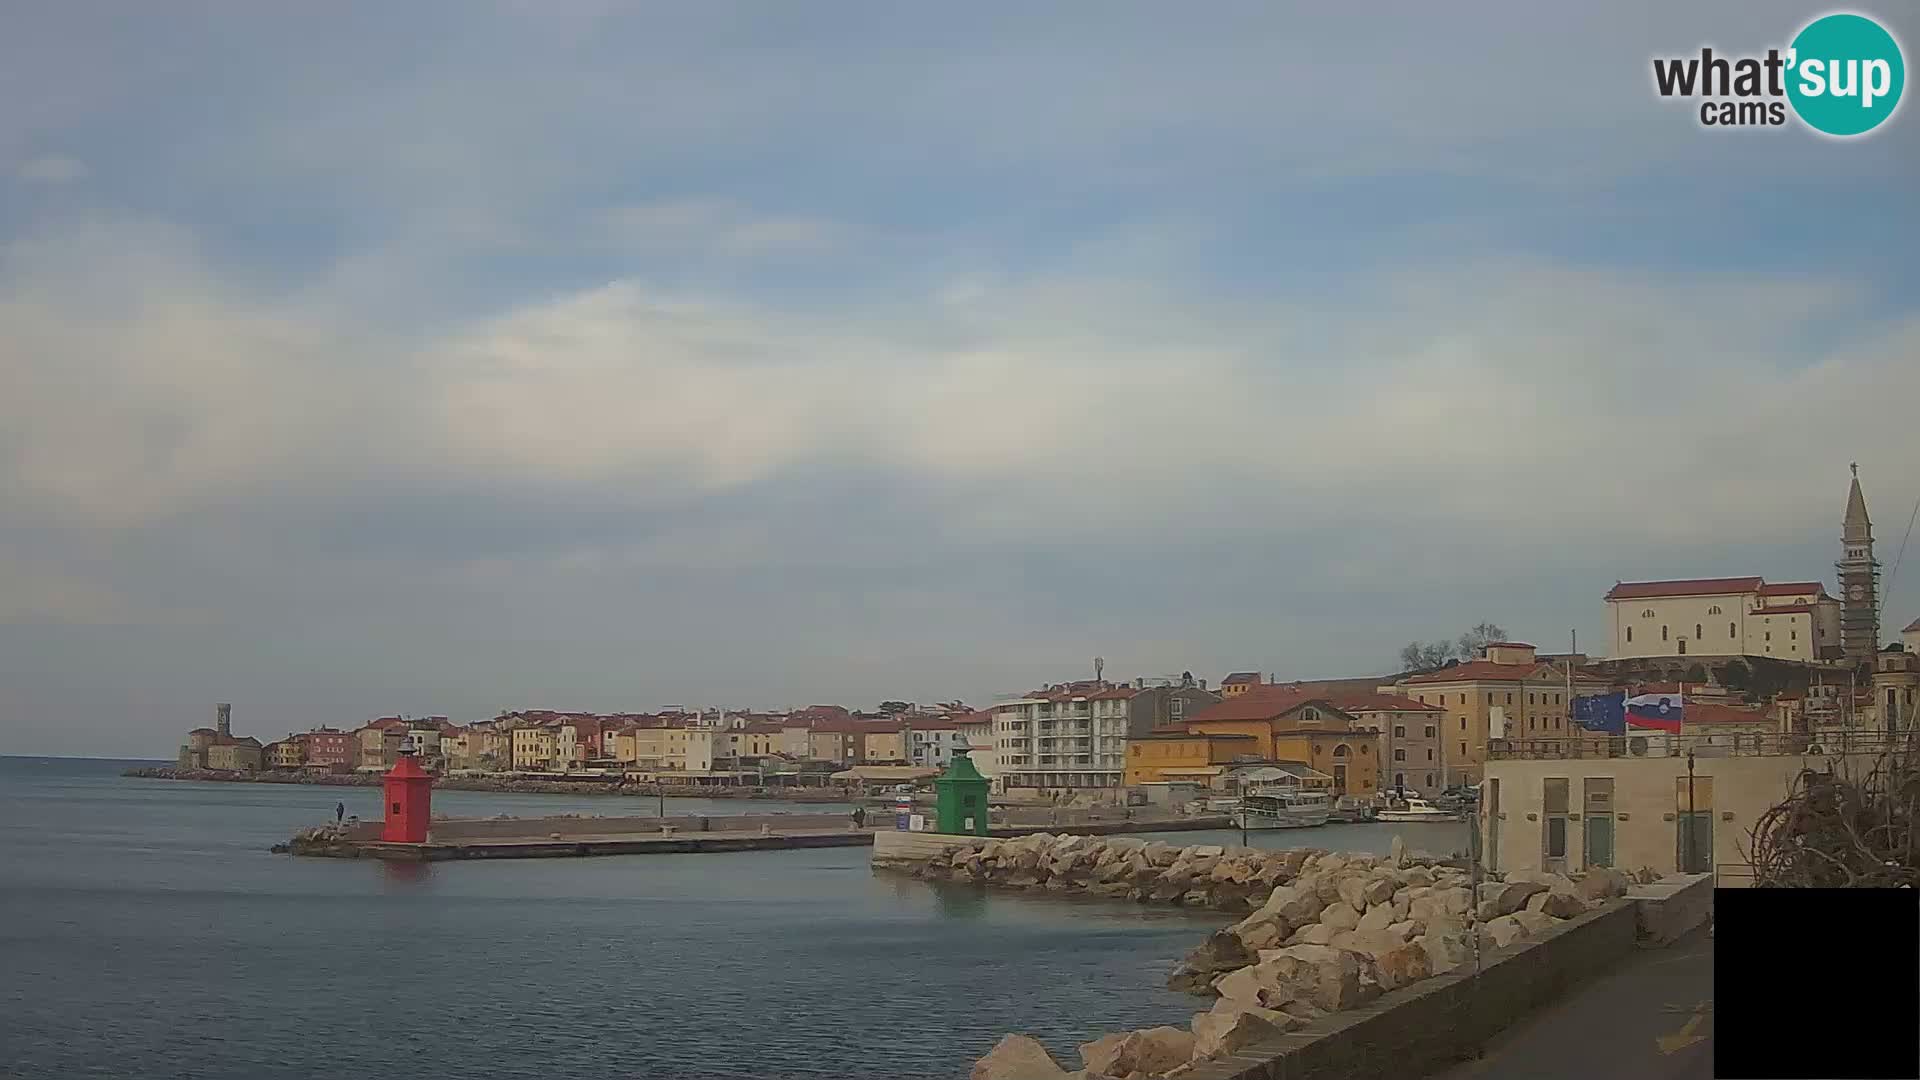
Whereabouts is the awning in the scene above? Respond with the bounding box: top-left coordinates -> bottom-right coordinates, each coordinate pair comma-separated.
830,766 -> 942,782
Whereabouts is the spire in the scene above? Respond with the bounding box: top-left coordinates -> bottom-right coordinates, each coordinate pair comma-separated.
1844,464 -> 1872,541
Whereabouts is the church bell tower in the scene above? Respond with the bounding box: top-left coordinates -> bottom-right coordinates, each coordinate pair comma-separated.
1836,464 -> 1880,666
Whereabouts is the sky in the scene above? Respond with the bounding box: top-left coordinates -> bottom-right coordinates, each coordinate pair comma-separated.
3,2 -> 1918,757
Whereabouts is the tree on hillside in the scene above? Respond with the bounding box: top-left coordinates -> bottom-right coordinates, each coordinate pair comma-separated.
1397,621 -> 1510,673
1456,622 -> 1509,660
877,700 -> 913,715
1399,640 -> 1455,674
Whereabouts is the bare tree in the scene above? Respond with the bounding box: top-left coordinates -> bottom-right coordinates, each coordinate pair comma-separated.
1745,731 -> 1918,887
1398,640 -> 1455,673
1455,622 -> 1509,661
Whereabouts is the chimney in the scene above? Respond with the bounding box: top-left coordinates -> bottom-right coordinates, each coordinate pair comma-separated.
1199,679 -> 1208,691
216,703 -> 232,739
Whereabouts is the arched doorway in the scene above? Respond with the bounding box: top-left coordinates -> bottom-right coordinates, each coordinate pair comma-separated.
1331,744 -> 1350,795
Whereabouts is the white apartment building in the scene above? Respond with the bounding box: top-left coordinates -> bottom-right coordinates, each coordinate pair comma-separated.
904,724 -> 972,768
1604,577 -> 1842,662
992,683 -> 1135,791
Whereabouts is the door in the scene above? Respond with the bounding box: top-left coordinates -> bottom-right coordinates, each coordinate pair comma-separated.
1332,764 -> 1348,795
1582,778 -> 1615,868
1584,815 -> 1614,867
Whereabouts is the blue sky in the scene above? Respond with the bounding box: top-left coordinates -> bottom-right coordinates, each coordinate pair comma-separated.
3,2 -> 1917,756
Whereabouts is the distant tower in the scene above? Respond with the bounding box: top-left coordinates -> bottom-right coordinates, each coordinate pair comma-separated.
1837,464 -> 1880,666
216,703 -> 232,739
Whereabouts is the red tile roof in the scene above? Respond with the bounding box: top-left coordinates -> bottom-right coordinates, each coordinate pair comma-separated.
1221,672 -> 1263,685
1402,660 -> 1555,685
1906,618 -> 1920,633
1484,642 -> 1534,649
1323,691 -> 1443,713
1605,576 -> 1763,600
1757,582 -> 1829,598
1183,686 -> 1339,723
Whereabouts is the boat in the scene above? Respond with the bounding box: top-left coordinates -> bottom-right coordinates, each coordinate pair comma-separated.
1232,787 -> 1333,829
1201,796 -> 1241,814
1328,795 -> 1377,823
1375,796 -> 1462,823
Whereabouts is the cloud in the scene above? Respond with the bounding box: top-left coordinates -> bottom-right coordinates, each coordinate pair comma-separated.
15,154 -> 86,183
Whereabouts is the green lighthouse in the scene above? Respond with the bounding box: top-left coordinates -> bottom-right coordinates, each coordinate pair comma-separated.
934,750 -> 991,836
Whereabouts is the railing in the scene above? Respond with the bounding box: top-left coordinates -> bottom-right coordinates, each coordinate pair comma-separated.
1487,730 -> 1912,760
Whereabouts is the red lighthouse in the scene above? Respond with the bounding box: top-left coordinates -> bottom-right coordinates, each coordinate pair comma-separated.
381,751 -> 434,843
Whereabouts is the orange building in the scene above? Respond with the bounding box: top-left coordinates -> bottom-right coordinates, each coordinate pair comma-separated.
1152,687 -> 1381,797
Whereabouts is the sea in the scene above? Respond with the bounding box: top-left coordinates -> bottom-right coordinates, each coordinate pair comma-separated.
0,756 -> 1472,1080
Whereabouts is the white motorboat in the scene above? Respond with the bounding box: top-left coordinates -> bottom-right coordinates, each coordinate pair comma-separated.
1232,787 -> 1333,829
1375,797 -> 1461,823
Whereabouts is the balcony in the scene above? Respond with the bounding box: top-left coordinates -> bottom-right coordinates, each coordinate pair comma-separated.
1486,731 -> 1909,761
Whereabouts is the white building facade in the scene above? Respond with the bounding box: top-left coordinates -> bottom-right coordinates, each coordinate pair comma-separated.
1604,577 -> 1842,662
992,683 -> 1135,791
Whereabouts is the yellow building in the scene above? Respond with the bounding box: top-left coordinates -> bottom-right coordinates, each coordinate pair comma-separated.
1166,689 -> 1381,798
859,727 -> 907,764
1390,643 -> 1603,786
267,738 -> 305,769
511,726 -> 558,771
1124,732 -> 1259,786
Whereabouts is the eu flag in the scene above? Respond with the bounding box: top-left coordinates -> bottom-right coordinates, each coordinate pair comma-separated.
1572,692 -> 1626,735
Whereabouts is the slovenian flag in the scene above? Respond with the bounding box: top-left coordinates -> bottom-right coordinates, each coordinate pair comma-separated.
1624,692 -> 1684,733
1572,692 -> 1626,735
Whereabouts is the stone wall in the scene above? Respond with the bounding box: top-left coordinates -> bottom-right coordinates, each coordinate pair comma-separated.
1181,901 -> 1640,1080
1627,872 -> 1714,945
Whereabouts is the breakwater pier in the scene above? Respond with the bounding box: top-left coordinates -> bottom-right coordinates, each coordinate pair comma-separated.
279,811 -> 1235,861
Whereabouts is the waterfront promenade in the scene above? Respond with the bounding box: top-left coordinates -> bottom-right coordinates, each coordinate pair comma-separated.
1425,925 -> 1714,1080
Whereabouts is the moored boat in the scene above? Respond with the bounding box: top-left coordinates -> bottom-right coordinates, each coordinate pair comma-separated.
1375,796 -> 1461,823
1231,787 -> 1333,829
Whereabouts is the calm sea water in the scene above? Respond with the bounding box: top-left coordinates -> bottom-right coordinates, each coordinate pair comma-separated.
0,757 -> 1470,1080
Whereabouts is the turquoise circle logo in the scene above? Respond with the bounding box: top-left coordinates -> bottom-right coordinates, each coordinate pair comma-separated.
1786,13 -> 1905,136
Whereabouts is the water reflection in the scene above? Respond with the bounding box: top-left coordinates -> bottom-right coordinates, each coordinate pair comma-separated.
929,880 -> 987,919
379,860 -> 432,887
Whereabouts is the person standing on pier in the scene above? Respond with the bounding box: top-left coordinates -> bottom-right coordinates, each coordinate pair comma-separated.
335,802 -> 344,825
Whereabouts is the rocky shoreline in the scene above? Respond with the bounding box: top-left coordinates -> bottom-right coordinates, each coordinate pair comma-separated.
119,766 -> 856,801
885,832 -> 1643,1080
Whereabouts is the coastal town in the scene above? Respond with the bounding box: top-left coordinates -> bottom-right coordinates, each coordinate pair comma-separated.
153,471 -> 1919,870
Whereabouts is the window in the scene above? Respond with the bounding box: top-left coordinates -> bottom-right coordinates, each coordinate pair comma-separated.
1506,693 -> 1513,705
1332,744 -> 1349,758
1529,693 -> 1535,705
1642,608 -> 1655,618
1707,605 -> 1722,615
1488,693 -> 1496,705
1393,725 -> 1406,738
1695,623 -> 1702,639
1425,773 -> 1435,787
1171,698 -> 1184,717
1662,625 -> 1669,641
1459,694 -> 1466,705
1791,629 -> 1797,640
1459,741 -> 1467,758
1394,749 -> 1406,761
1765,631 -> 1771,642
1460,717 -> 1467,730
1427,749 -> 1435,760
1729,622 -> 1736,638
1626,627 -> 1633,643
1424,725 -> 1436,738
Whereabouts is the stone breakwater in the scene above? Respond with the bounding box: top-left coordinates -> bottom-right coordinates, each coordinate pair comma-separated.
882,832 -> 1643,1080
121,767 -> 854,800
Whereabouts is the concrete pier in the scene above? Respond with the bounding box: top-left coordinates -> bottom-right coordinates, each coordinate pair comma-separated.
283,812 -> 1235,861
